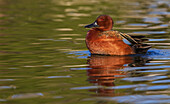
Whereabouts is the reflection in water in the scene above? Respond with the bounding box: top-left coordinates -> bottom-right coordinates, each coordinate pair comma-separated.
87,55 -> 150,96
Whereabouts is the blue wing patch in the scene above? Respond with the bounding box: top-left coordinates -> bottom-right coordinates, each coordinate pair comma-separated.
123,38 -> 132,45
119,32 -> 137,45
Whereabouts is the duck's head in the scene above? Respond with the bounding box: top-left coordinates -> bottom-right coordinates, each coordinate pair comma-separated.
85,15 -> 113,31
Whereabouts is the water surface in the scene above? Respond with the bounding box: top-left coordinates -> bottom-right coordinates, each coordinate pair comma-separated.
0,0 -> 170,104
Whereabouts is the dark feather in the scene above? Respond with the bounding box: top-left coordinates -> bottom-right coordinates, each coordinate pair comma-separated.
120,33 -> 151,54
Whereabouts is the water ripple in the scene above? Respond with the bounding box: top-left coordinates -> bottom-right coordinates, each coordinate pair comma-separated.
11,93 -> 43,99
134,85 -> 170,91
0,99 -> 6,102
71,86 -> 102,90
0,86 -> 16,89
46,75 -> 71,79
151,79 -> 170,84
122,75 -> 167,82
70,67 -> 91,70
0,79 -> 15,81
107,84 -> 147,89
143,17 -> 162,23
99,95 -> 170,104
136,69 -> 168,73
133,31 -> 167,34
146,49 -> 170,58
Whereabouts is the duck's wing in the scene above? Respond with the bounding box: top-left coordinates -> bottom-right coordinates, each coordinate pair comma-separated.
100,30 -> 138,45
119,32 -> 138,45
130,35 -> 149,43
115,31 -> 151,54
99,30 -> 151,54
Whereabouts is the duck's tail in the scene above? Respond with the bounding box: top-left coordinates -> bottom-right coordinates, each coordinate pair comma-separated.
130,35 -> 151,54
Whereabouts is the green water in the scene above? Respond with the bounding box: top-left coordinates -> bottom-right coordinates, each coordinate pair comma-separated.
0,0 -> 170,104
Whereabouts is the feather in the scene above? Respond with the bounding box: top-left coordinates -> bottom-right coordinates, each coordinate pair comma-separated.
119,33 -> 138,45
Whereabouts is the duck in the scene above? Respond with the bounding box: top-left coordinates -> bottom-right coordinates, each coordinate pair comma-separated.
84,15 -> 151,55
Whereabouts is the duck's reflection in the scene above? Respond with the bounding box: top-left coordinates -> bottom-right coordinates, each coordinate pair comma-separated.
87,55 -> 150,96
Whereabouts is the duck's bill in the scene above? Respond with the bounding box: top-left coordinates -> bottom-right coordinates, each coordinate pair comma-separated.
84,21 -> 99,28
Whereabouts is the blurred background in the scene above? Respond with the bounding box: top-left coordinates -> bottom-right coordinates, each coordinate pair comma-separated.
0,0 -> 170,104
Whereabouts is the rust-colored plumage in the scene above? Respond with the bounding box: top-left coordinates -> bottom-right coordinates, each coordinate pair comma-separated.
85,15 -> 151,55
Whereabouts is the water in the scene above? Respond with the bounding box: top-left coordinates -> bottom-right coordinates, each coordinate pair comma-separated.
0,0 -> 169,104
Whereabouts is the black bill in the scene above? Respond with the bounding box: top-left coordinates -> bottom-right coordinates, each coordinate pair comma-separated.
84,21 -> 99,28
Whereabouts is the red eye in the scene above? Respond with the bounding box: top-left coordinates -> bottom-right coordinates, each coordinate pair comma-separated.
100,19 -> 104,21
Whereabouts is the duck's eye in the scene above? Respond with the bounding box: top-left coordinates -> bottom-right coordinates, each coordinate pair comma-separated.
100,18 -> 104,21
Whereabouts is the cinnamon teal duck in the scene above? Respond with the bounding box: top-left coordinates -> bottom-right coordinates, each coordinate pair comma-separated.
84,15 -> 151,55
